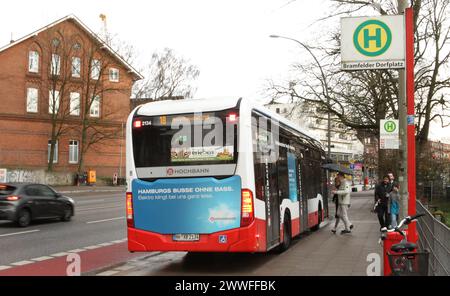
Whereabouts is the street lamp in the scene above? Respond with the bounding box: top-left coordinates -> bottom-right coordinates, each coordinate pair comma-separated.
269,34 -> 332,160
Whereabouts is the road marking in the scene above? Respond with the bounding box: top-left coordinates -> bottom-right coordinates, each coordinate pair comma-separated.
76,199 -> 105,204
98,242 -> 114,247
0,265 -> 11,271
112,239 -> 126,244
50,252 -> 70,257
84,245 -> 102,250
11,260 -> 34,266
31,256 -> 53,262
67,249 -> 85,253
77,205 -> 122,212
86,217 -> 124,224
0,229 -> 40,237
97,270 -> 120,276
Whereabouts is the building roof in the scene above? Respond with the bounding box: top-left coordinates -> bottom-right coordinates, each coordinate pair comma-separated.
0,14 -> 143,81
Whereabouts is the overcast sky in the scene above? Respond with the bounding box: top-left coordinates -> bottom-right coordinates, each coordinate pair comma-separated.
0,0 -> 448,142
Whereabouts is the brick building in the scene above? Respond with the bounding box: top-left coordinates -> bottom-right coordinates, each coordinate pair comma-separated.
0,15 -> 142,178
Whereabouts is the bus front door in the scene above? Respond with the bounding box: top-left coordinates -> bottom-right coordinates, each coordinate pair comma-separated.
265,159 -> 280,250
299,158 -> 309,233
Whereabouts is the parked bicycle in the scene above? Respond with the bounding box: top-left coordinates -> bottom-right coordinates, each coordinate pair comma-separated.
380,213 -> 429,276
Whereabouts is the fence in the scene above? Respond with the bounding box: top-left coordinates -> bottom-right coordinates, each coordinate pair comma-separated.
416,200 -> 450,276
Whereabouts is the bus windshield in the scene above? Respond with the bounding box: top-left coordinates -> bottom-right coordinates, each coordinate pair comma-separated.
132,108 -> 238,170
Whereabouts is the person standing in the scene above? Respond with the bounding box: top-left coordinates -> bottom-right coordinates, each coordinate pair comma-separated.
388,184 -> 400,228
387,172 -> 398,193
331,173 -> 354,234
332,175 -> 341,219
375,176 -> 391,229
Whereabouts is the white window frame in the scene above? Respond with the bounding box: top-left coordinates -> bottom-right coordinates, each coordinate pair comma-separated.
109,68 -> 119,82
90,95 -> 100,117
49,90 -> 60,114
72,57 -> 81,78
51,54 -> 61,75
69,92 -> 81,116
26,88 -> 38,113
69,140 -> 79,164
91,59 -> 101,80
47,140 -> 58,164
28,51 -> 39,73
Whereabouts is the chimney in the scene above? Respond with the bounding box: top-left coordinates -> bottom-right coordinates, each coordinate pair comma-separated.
10,32 -> 14,43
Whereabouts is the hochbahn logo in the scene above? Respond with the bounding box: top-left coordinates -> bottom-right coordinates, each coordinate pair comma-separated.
353,19 -> 392,57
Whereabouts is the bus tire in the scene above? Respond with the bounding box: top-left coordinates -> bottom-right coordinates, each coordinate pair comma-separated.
311,204 -> 322,231
278,214 -> 292,253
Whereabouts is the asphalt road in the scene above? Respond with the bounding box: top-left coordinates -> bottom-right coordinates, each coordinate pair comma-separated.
0,191 -> 127,266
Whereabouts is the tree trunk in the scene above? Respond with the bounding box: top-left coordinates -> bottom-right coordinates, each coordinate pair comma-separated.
47,121 -> 57,172
77,119 -> 88,174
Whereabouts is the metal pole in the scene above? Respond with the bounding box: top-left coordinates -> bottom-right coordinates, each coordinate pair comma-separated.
406,7 -> 417,242
398,0 -> 409,220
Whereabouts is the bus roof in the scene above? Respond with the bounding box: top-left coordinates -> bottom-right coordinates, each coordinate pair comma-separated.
135,97 -> 324,149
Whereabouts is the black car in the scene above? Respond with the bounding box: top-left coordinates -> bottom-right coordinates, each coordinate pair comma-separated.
0,183 -> 74,227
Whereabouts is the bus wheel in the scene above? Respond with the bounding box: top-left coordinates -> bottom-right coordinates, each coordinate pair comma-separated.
311,205 -> 322,231
278,214 -> 292,253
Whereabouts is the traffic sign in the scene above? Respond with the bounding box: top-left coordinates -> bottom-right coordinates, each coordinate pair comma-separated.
341,15 -> 405,70
380,119 -> 399,149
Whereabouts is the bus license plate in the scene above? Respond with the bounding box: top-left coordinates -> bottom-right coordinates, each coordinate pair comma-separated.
173,234 -> 200,242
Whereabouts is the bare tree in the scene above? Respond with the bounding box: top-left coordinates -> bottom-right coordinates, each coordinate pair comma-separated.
76,39 -> 133,174
42,28 -> 85,171
266,0 -> 450,176
133,48 -> 200,100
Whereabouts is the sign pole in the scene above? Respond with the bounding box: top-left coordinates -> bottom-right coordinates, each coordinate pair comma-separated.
405,7 -> 417,243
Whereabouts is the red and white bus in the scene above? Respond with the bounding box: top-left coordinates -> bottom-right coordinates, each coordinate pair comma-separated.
126,98 -> 328,252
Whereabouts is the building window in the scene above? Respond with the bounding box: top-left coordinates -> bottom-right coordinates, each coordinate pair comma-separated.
26,88 -> 38,113
47,140 -> 58,164
52,38 -> 61,47
109,68 -> 119,82
51,54 -> 60,75
276,108 -> 280,114
28,51 -> 39,73
70,92 -> 80,116
49,90 -> 60,114
91,59 -> 101,80
69,140 -> 79,164
90,96 -> 100,117
72,57 -> 81,78
73,42 -> 81,51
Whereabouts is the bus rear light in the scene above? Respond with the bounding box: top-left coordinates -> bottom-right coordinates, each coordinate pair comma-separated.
133,120 -> 142,128
126,192 -> 134,227
6,195 -> 20,201
227,113 -> 238,123
241,189 -> 254,227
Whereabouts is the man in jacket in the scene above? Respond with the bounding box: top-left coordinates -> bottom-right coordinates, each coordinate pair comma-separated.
331,173 -> 354,234
375,175 -> 391,229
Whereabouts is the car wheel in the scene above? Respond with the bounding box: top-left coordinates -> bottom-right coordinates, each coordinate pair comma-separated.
17,209 -> 31,227
61,206 -> 73,222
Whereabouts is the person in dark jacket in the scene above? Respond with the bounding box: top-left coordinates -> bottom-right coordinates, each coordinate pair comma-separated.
375,175 -> 391,229
332,176 -> 341,219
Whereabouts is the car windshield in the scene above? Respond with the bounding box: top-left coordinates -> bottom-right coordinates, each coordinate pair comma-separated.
0,184 -> 16,195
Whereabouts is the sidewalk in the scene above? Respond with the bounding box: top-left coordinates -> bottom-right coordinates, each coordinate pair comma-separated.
53,185 -> 126,194
96,190 -> 382,276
